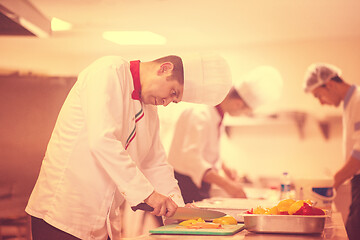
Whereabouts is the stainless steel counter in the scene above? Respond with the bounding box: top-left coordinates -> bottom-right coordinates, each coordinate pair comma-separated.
122,212 -> 348,240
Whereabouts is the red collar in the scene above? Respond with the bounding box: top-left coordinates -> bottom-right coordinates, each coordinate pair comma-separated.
130,60 -> 141,100
215,104 -> 224,124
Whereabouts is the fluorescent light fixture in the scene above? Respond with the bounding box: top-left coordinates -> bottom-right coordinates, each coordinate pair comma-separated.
18,17 -> 49,38
0,0 -> 51,38
102,31 -> 167,45
51,17 -> 72,31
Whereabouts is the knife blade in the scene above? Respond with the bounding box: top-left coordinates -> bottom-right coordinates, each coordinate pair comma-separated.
131,203 -> 226,220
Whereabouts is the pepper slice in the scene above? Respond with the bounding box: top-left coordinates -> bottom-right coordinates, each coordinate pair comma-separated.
186,222 -> 222,229
212,216 -> 237,225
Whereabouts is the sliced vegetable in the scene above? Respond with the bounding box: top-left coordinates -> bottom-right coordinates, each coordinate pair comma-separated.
186,222 -> 222,229
212,216 -> 237,225
178,218 -> 205,226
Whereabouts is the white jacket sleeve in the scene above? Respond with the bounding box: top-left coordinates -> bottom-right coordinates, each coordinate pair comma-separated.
348,90 -> 360,160
79,62 -> 154,206
168,108 -> 213,188
139,107 -> 185,207
351,118 -> 360,160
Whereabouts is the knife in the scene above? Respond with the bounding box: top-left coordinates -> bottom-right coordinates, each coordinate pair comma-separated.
131,203 -> 226,220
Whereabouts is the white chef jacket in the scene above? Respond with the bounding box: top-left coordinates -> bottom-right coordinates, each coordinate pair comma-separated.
343,85 -> 360,174
167,105 -> 223,188
25,56 -> 184,240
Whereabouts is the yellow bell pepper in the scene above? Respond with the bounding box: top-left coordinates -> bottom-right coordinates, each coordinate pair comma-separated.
179,218 -> 205,226
212,216 -> 237,225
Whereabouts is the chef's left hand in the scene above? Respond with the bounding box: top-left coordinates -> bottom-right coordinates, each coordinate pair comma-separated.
224,181 -> 247,198
222,163 -> 238,181
184,202 -> 198,208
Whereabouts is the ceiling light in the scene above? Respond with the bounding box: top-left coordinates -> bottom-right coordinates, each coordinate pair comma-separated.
102,31 -> 167,45
51,17 -> 72,31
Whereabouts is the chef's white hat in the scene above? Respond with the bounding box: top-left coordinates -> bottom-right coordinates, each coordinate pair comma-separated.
235,66 -> 283,109
303,63 -> 342,93
181,53 -> 232,106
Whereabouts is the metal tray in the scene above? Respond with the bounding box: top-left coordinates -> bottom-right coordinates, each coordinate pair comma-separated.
243,214 -> 328,234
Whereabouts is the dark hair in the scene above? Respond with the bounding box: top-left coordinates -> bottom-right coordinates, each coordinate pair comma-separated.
330,75 -> 343,83
227,87 -> 252,107
153,55 -> 184,85
227,87 -> 242,100
320,75 -> 343,88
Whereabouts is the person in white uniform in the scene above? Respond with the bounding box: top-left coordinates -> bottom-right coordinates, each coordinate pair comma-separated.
25,53 -> 232,240
303,63 -> 360,240
167,66 -> 283,203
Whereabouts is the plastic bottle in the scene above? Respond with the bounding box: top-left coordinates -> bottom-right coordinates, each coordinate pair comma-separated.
279,172 -> 292,200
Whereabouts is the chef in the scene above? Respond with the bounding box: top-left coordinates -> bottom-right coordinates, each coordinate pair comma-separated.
25,53 -> 232,240
167,66 -> 283,203
303,63 -> 360,240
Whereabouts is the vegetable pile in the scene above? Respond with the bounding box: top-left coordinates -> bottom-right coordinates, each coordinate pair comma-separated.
245,199 -> 325,216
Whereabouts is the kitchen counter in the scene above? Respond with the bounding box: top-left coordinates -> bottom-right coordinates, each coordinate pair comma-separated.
121,212 -> 348,240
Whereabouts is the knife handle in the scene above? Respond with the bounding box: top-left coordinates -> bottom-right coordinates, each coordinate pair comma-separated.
131,203 -> 154,212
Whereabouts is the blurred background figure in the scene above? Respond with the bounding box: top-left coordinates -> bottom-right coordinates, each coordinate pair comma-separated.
167,66 -> 283,203
303,63 -> 360,240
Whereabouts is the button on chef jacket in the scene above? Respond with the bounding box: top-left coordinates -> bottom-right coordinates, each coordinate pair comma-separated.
343,85 -> 360,174
25,56 -> 184,240
167,104 -> 224,188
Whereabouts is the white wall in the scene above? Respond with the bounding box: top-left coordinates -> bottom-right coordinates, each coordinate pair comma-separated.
223,37 -> 360,114
220,115 -> 343,180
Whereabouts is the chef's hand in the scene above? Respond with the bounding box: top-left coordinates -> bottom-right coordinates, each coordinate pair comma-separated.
203,169 -> 246,198
222,163 -> 238,181
184,202 -> 198,208
163,203 -> 196,225
144,191 -> 178,217
224,181 -> 247,198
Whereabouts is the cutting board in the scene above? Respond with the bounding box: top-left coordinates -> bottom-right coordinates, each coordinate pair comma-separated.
149,224 -> 245,236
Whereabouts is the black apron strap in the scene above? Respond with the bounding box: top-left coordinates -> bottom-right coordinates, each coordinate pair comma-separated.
174,171 -> 210,204
346,174 -> 360,240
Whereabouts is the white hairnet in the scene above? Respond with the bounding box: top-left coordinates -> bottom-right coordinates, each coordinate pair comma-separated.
181,53 -> 232,106
235,66 -> 283,109
303,63 -> 342,93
